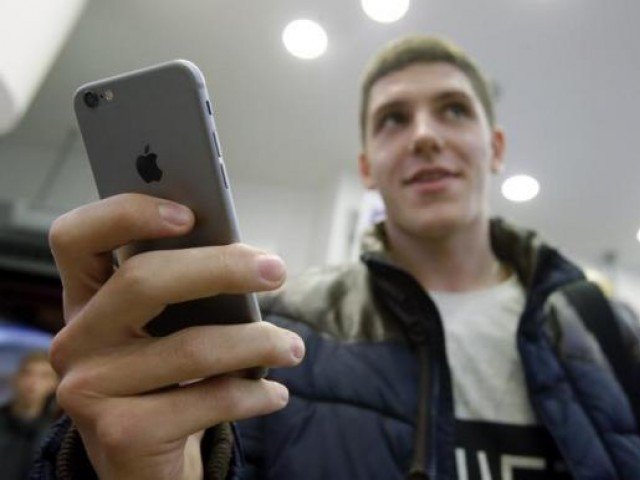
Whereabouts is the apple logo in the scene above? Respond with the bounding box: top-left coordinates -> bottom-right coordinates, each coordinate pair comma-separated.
136,144 -> 162,183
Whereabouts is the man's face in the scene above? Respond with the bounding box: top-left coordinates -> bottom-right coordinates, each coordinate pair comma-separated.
14,359 -> 58,408
359,62 -> 505,239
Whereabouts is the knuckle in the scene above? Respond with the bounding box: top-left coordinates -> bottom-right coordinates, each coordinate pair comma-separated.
49,328 -> 74,375
48,334 -> 67,375
217,244 -> 255,277
172,329 -> 211,372
55,378 -> 76,414
113,257 -> 153,299
56,374 -> 87,415
225,242 -> 255,258
66,367 -> 98,396
214,247 -> 237,277
108,200 -> 140,232
112,192 -> 143,204
48,212 -> 76,255
212,378 -> 248,414
55,364 -> 101,411
49,324 -> 89,376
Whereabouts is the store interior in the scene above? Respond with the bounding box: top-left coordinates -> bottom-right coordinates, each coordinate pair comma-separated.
1,0 -> 639,395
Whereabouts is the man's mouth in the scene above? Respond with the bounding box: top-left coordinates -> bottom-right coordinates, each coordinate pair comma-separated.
403,168 -> 460,186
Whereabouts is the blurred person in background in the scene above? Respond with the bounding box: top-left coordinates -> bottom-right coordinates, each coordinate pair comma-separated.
0,350 -> 58,479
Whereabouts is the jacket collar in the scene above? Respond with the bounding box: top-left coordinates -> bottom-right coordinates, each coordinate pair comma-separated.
360,217 -> 584,294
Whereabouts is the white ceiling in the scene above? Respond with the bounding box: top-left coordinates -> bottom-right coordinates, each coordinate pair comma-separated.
2,0 -> 640,271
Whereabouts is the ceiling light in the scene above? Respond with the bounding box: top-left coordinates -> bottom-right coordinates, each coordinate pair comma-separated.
282,19 -> 328,60
636,227 -> 640,244
361,0 -> 410,23
501,175 -> 540,202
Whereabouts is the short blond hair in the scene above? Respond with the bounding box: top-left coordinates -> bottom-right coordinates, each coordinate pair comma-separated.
360,35 -> 496,142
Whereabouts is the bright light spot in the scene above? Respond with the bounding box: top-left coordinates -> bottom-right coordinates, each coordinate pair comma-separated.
282,19 -> 328,60
501,175 -> 540,202
636,227 -> 640,244
361,0 -> 410,23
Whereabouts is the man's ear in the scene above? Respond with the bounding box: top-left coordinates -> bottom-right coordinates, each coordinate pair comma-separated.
490,127 -> 506,174
358,152 -> 377,189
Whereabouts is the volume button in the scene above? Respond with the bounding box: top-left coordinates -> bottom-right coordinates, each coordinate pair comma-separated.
219,158 -> 229,189
212,131 -> 221,158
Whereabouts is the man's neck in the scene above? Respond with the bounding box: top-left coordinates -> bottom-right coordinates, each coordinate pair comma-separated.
385,218 -> 508,292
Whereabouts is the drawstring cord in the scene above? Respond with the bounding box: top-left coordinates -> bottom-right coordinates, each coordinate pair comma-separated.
407,343 -> 431,480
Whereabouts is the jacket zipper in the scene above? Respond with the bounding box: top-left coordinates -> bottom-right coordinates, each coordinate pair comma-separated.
364,255 -> 452,480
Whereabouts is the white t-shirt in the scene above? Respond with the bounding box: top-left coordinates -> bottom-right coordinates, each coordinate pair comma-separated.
430,274 -> 533,425
430,276 -> 570,480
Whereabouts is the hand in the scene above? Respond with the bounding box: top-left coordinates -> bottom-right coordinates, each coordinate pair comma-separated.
49,193 -> 304,480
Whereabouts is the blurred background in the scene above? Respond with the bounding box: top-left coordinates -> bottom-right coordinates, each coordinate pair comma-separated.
0,0 -> 639,352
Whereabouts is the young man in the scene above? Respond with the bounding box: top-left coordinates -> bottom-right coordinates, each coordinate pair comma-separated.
1,350 -> 58,479
35,36 -> 640,479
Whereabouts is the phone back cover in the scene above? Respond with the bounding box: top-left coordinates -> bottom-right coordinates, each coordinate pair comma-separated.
74,60 -> 261,335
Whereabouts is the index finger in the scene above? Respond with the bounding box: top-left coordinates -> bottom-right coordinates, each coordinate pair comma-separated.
49,193 -> 195,319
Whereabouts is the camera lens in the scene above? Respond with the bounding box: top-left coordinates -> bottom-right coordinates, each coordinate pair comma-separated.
83,91 -> 99,108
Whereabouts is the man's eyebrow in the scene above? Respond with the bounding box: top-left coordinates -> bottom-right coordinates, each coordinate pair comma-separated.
433,89 -> 474,103
370,99 -> 407,119
371,89 -> 474,116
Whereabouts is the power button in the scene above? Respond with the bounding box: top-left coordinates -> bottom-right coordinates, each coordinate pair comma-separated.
219,159 -> 229,189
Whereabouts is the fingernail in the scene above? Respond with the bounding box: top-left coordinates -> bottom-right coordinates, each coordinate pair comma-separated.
291,336 -> 305,361
158,203 -> 192,226
257,255 -> 286,283
276,383 -> 289,404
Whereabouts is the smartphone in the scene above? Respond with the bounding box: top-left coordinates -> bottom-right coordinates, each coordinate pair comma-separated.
74,60 -> 262,337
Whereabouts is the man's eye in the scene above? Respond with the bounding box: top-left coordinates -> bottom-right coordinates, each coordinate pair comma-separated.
377,111 -> 407,130
442,102 -> 471,120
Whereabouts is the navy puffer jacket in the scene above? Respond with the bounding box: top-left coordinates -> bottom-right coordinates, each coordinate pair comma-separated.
236,219 -> 640,479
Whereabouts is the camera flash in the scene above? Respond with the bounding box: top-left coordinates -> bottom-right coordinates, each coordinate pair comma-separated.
103,89 -> 114,102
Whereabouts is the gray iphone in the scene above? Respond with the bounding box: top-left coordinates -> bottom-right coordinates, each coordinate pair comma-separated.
74,60 -> 262,337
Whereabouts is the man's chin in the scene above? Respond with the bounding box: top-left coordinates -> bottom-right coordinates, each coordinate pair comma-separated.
398,211 -> 474,239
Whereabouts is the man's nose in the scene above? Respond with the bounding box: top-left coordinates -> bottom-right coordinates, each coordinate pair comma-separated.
411,110 -> 442,157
